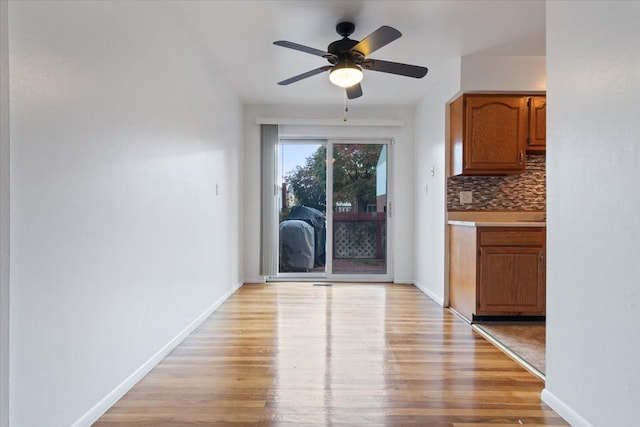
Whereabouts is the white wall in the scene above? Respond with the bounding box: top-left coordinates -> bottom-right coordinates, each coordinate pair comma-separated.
412,59 -> 461,305
243,104 -> 415,284
543,2 -> 640,426
8,2 -> 242,426
461,56 -> 546,93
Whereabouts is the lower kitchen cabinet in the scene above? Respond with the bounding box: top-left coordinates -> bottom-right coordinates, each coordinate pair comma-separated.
449,224 -> 546,322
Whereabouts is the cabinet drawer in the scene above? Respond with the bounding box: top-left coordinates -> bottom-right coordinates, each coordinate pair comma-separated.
479,228 -> 545,246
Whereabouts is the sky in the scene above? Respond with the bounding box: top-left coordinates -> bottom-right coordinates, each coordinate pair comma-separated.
279,143 -> 323,181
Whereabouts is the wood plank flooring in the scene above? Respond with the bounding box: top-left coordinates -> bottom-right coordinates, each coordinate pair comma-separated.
474,322 -> 546,376
94,283 -> 567,426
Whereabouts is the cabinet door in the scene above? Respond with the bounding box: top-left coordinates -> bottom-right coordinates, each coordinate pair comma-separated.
464,96 -> 527,175
527,96 -> 546,153
477,246 -> 545,315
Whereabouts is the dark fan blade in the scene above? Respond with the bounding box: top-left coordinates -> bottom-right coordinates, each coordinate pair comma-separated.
346,83 -> 363,100
362,59 -> 428,78
273,40 -> 335,59
277,66 -> 332,85
351,26 -> 402,57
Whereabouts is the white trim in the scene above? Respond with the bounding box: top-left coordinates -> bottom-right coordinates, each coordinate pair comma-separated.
325,142 -> 334,275
385,140 -> 395,282
274,273 -> 327,280
257,118 -> 405,127
267,277 -> 324,282
71,283 -> 243,427
414,281 -> 445,306
541,389 -> 593,427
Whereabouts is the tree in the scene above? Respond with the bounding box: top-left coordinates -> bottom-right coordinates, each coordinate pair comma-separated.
285,144 -> 383,213
285,146 -> 326,212
332,144 -> 382,212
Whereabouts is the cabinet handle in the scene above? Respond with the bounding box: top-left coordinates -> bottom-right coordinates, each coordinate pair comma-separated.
520,151 -> 524,165
540,253 -> 544,266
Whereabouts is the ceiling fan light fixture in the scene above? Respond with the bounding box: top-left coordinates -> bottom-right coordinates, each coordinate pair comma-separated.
274,23 -> 428,100
329,63 -> 363,88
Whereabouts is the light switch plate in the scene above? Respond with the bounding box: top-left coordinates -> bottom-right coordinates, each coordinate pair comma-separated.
459,191 -> 472,205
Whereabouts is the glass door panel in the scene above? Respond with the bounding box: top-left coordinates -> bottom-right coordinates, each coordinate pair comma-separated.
278,142 -> 327,275
330,143 -> 388,275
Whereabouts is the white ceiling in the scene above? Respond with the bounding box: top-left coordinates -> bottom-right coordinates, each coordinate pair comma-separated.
174,0 -> 546,106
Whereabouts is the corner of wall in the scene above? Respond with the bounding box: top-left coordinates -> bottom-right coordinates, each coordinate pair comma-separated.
541,389 -> 594,427
460,55 -> 547,93
71,283 -> 242,427
413,282 -> 445,307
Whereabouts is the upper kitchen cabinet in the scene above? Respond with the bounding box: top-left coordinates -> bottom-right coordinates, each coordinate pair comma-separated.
450,94 -> 544,176
527,96 -> 546,154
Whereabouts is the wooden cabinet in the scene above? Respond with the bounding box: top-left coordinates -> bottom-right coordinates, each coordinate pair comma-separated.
449,225 -> 546,321
450,94 -> 546,175
527,96 -> 546,153
477,228 -> 545,316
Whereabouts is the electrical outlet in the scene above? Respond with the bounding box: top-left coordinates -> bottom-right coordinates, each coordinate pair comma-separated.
459,191 -> 472,205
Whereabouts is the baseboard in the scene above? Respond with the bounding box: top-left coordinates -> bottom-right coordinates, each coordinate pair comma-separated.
413,281 -> 444,307
72,283 -> 242,427
541,389 -> 593,427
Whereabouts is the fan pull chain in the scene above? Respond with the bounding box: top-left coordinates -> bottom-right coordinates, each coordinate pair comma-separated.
343,90 -> 349,122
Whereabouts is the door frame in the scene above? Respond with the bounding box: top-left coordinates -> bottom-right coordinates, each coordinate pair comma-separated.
272,137 -> 393,283
276,139 -> 328,280
325,139 -> 393,282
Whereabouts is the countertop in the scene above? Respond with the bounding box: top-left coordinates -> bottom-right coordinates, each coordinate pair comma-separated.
448,221 -> 546,227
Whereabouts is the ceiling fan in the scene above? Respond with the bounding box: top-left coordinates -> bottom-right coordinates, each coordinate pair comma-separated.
274,22 -> 428,99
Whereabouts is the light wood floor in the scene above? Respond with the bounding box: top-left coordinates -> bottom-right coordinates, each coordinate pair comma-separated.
94,283 -> 567,426
474,322 -> 546,376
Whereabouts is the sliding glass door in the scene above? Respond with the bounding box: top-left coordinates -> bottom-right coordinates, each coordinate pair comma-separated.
328,141 -> 389,277
277,141 -> 327,276
275,139 -> 391,281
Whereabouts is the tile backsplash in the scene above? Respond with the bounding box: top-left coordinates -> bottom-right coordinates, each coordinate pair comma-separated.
447,155 -> 545,211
